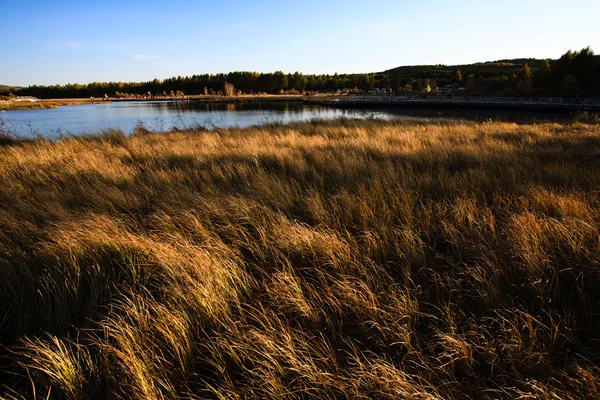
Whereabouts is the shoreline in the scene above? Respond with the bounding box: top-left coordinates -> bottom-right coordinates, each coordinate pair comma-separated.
0,98 -> 109,110
333,96 -> 600,113
0,94 -> 337,110
4,94 -> 598,114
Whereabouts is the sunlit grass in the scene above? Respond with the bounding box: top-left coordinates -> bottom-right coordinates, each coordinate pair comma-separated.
1,118 -> 599,398
0,99 -> 107,111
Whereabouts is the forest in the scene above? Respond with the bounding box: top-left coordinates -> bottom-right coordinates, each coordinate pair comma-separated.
2,47 -> 598,99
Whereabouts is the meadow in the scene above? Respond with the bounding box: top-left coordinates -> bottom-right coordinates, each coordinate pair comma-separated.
0,118 -> 599,399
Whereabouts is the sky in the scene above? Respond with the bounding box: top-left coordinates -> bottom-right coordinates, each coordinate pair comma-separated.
1,0 -> 599,86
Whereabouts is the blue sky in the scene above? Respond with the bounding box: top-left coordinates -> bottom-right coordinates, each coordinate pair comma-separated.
1,0 -> 598,86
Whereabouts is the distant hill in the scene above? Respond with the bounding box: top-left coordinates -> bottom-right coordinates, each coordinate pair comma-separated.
382,51 -> 599,97
0,85 -> 22,91
383,58 -> 547,83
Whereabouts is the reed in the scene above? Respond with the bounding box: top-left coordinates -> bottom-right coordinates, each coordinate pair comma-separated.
1,118 -> 599,398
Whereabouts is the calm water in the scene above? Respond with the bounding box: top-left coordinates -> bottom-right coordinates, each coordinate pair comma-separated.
0,100 -> 573,139
0,101 -> 391,139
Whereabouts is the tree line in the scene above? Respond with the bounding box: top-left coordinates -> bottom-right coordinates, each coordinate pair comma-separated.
3,47 -> 598,99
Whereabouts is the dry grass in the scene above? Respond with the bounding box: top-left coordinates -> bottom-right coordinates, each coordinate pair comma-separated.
0,118 -> 599,399
0,99 -> 108,111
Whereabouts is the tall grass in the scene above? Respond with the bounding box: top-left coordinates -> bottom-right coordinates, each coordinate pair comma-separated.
1,118 -> 599,398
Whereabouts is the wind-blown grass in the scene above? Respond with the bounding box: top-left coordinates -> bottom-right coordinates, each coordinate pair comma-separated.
0,118 -> 599,399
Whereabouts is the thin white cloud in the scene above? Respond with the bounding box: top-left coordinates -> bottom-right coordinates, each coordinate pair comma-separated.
132,54 -> 154,60
65,41 -> 84,50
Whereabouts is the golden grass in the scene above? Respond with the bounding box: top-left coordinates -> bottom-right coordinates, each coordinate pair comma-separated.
0,99 -> 108,111
0,118 -> 600,398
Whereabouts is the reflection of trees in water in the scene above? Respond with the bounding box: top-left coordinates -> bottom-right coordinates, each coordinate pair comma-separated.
5,101 -> 581,138
183,101 -> 304,113
380,107 -> 572,123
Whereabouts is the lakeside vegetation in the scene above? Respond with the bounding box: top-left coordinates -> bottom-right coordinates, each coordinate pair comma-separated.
3,47 -> 598,100
0,95 -> 336,112
0,98 -> 107,111
1,119 -> 600,398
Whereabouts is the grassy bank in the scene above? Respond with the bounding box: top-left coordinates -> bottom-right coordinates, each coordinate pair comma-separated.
107,94 -> 334,104
0,99 -> 108,111
186,94 -> 307,103
1,119 -> 599,398
0,95 -> 326,110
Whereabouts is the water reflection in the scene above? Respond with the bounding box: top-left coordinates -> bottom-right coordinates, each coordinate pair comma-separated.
111,100 -> 311,113
1,100 -> 580,139
379,107 -> 574,123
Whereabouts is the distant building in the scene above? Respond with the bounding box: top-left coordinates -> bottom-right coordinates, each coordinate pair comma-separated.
368,88 -> 388,94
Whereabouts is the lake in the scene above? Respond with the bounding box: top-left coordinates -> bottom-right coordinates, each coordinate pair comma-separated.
0,101 -> 391,139
0,100 -> 573,139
